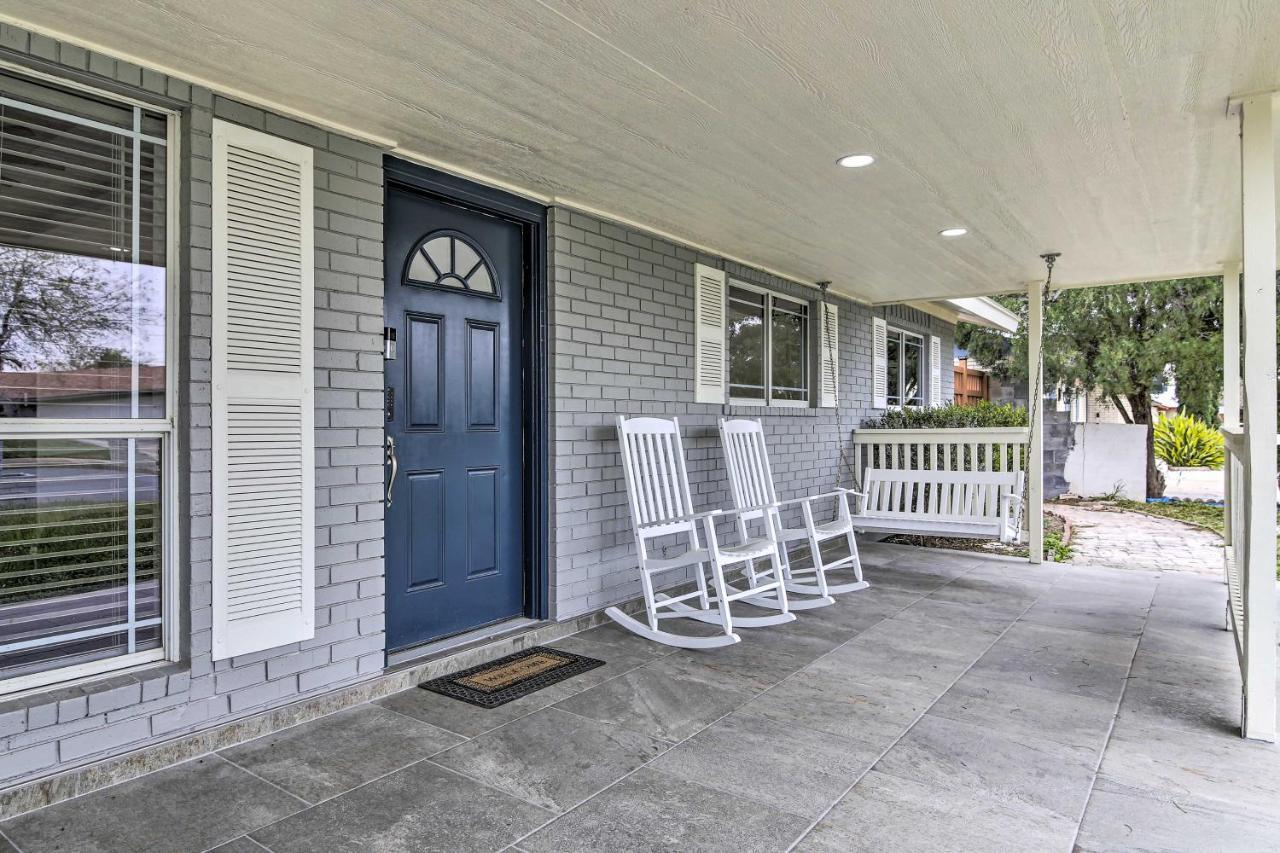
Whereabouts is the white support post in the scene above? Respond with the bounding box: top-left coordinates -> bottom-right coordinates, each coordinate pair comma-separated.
1238,93 -> 1277,742
1222,262 -> 1240,550
1027,279 -> 1044,564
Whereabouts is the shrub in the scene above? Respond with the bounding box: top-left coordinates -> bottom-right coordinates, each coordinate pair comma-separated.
1153,412 -> 1224,469
860,401 -> 1028,430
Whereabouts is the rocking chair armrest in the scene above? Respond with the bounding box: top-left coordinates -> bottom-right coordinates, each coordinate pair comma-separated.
773,489 -> 858,509
635,501 -> 777,530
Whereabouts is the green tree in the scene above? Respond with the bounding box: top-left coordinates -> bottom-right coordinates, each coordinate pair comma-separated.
957,277 -> 1224,498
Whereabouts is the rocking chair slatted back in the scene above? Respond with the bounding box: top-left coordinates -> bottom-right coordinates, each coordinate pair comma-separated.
719,419 -> 779,523
616,416 -> 698,540
718,416 -> 869,602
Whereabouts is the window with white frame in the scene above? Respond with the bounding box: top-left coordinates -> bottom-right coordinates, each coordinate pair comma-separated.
727,284 -> 809,405
885,326 -> 924,407
0,70 -> 174,692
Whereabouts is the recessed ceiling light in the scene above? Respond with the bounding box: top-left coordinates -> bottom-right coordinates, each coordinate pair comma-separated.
836,154 -> 875,168
939,227 -> 968,238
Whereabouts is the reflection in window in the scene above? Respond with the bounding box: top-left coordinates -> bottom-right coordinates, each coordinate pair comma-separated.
405,233 -> 497,296
886,326 -> 924,407
727,285 -> 809,405
728,288 -> 766,400
770,297 -> 807,402
0,71 -> 168,419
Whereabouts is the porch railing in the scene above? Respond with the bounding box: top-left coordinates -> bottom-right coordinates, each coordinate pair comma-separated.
1222,426 -> 1247,662
850,427 -> 1029,479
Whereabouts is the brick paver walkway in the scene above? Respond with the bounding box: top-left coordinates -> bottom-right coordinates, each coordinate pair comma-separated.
1050,503 -> 1224,574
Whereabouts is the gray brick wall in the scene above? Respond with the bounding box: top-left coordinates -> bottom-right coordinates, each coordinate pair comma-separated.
0,25 -> 386,787
546,208 -> 956,619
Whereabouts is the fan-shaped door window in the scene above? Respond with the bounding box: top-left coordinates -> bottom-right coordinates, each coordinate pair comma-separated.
405,231 -> 498,297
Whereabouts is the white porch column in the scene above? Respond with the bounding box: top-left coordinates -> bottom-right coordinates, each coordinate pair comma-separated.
1238,92 -> 1276,742
1027,279 -> 1044,564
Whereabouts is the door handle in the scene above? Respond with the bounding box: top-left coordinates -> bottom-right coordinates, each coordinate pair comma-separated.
385,434 -> 399,507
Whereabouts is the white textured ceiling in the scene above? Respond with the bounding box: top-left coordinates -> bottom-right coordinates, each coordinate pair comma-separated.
4,1 -> 1279,302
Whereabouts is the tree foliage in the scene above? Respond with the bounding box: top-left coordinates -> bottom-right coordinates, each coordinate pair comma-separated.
956,277 -> 1224,497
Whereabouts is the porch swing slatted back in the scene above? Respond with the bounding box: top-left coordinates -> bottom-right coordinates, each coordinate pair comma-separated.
617,417 -> 697,540
852,429 -> 1029,480
865,471 -> 1006,521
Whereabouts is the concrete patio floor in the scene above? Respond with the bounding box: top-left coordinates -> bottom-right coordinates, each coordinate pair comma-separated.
2,542 -> 1277,852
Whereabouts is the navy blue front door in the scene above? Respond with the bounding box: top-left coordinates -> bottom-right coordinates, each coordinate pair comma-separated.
384,184 -> 525,650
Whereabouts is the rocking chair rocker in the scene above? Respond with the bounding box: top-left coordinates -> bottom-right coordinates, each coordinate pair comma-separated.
606,416 -> 796,648
718,418 -> 870,604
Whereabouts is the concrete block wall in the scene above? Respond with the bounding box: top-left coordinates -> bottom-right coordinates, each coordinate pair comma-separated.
0,25 -> 386,788
546,207 -> 956,618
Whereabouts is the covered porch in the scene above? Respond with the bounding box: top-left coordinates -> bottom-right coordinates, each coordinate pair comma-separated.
1,543 -> 1271,852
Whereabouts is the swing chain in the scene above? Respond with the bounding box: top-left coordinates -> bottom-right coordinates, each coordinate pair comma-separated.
1020,252 -> 1060,533
818,281 -> 861,495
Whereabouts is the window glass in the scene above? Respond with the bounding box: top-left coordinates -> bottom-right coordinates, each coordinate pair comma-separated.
0,437 -> 163,682
885,327 -> 925,407
903,334 -> 923,406
770,297 -> 807,402
727,285 -> 812,405
727,287 -> 765,400
886,334 -> 901,406
405,233 -> 499,296
0,72 -> 168,419
0,71 -> 171,692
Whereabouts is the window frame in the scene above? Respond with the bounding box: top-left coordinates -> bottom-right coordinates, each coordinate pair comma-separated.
885,325 -> 926,409
0,63 -> 181,697
726,280 -> 810,408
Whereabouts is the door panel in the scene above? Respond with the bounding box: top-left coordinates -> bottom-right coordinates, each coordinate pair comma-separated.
384,185 -> 526,649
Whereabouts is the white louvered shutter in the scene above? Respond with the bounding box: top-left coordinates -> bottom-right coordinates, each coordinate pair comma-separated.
211,120 -> 315,660
872,317 -> 889,408
818,302 -> 838,408
693,263 -> 727,404
929,335 -> 943,407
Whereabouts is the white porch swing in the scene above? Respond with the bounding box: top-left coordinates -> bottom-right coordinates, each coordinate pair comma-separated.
840,257 -> 1056,547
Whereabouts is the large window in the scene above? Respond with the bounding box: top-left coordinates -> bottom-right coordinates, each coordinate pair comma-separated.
886,326 -> 924,407
727,285 -> 808,406
0,70 -> 174,693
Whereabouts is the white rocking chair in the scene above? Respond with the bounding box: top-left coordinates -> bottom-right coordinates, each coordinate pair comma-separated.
606,416 -> 796,649
718,418 -> 870,604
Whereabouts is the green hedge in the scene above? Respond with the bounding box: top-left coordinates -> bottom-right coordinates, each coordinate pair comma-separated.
860,401 -> 1028,430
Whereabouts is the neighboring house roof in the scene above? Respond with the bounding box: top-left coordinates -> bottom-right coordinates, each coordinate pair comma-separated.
0,366 -> 165,401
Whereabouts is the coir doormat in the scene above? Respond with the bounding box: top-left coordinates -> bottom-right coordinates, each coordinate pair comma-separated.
419,646 -> 605,708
